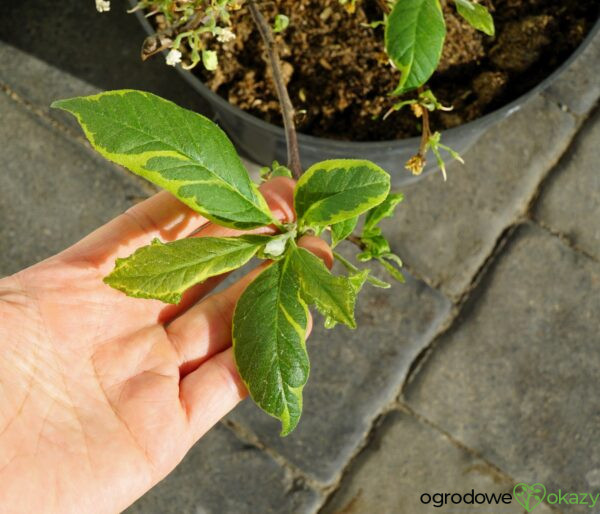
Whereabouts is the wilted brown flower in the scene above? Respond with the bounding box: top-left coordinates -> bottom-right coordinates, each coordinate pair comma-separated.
411,103 -> 424,118
405,154 -> 425,175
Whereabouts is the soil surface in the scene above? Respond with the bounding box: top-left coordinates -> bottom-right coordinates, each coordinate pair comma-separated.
195,0 -> 598,141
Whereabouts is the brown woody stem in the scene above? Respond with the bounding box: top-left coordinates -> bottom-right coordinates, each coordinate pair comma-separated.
417,87 -> 432,162
347,234 -> 366,250
248,0 -> 302,179
376,0 -> 391,14
419,108 -> 431,156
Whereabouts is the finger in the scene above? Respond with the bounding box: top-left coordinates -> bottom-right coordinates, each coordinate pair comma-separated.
61,190 -> 208,266
61,177 -> 296,275
167,262 -> 268,376
179,347 -> 247,441
297,235 -> 334,269
167,235 -> 332,375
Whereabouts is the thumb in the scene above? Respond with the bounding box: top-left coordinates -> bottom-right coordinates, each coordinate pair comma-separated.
297,235 -> 334,269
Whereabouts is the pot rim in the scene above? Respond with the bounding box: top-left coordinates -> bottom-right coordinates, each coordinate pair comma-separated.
132,5 -> 600,149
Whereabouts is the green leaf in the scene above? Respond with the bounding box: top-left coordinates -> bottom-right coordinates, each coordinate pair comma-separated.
290,245 -> 359,329
356,230 -> 404,283
358,192 -> 405,277
358,234 -> 392,259
333,251 -> 391,289
294,159 -> 390,229
202,49 -> 218,70
271,163 -> 293,178
323,268 -> 369,329
388,99 -> 418,114
52,90 -> 274,229
378,254 -> 405,283
348,269 -> 370,295
454,0 -> 495,36
330,216 -> 358,248
363,192 -> 404,235
260,160 -> 293,181
427,131 -> 464,181
273,14 -> 290,33
104,235 -> 271,304
385,0 -> 446,94
233,255 -> 309,436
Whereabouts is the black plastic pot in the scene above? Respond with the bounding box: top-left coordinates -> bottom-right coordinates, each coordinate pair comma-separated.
133,7 -> 599,187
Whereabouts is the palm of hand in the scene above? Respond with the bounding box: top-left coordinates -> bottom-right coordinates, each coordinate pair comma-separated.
0,257 -> 189,514
0,178 -> 327,513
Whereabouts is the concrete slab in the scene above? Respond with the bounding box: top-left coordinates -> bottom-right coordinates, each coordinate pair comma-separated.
404,223 -> 600,510
535,109 -> 600,261
126,424 -> 320,514
0,91 -> 147,276
545,27 -> 600,116
323,410 -> 524,514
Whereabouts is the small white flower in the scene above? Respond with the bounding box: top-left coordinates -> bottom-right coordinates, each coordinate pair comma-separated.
217,28 -> 236,44
165,49 -> 182,66
95,0 -> 110,13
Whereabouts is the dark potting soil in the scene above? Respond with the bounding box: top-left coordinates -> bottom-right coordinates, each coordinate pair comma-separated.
194,0 -> 598,141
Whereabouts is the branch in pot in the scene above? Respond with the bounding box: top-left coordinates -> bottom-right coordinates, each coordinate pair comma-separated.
247,0 -> 302,179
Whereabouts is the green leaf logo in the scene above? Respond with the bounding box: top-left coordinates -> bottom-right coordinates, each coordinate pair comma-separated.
513,483 -> 546,512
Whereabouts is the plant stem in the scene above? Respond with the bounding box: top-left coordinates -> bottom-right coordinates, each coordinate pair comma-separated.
417,87 -> 432,165
248,0 -> 302,179
376,0 -> 391,14
419,108 -> 431,154
347,234 -> 366,250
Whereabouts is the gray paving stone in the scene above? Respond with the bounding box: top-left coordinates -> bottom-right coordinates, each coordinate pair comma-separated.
0,42 -> 100,132
545,26 -> 600,116
535,109 -> 600,261
323,410 -> 524,514
126,424 -> 320,514
0,42 -> 262,180
385,95 -> 577,298
228,260 -> 452,484
0,91 -> 147,276
404,223 -> 600,511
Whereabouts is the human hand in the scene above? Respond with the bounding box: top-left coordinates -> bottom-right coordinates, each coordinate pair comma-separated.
0,177 -> 331,514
